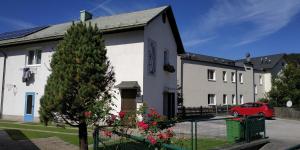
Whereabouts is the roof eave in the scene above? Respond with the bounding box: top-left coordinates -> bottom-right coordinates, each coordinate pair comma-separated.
0,24 -> 146,48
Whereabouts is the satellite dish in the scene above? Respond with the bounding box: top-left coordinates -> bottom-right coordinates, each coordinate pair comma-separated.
286,100 -> 292,108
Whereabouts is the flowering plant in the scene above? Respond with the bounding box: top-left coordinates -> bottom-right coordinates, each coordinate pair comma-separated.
136,107 -> 175,146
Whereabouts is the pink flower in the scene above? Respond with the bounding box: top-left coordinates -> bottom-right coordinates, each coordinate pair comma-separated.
147,136 -> 157,145
119,111 -> 126,119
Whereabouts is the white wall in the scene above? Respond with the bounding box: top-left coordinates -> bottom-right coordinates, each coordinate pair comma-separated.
0,41 -> 56,121
104,30 -> 144,113
143,14 -> 178,114
0,30 -> 145,121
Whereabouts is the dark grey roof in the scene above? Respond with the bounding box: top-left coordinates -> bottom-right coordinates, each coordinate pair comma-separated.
180,52 -> 236,66
115,81 -> 140,89
181,52 -> 286,70
0,6 -> 184,53
237,53 -> 286,70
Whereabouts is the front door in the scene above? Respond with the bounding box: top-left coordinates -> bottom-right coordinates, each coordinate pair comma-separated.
24,92 -> 35,122
163,92 -> 175,119
120,89 -> 137,126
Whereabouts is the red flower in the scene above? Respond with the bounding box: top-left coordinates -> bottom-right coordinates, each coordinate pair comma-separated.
157,133 -> 168,140
103,130 -> 112,137
119,111 -> 126,119
147,136 -> 157,145
166,128 -> 174,138
84,111 -> 92,118
152,121 -> 157,126
106,115 -> 116,126
137,121 -> 149,130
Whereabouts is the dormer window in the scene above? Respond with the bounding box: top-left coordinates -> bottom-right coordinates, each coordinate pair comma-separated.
27,50 -> 41,65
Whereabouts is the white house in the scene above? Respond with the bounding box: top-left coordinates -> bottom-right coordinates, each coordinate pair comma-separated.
0,5 -> 184,122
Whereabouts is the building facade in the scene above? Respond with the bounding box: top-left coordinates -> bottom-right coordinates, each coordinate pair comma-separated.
0,6 -> 184,122
177,53 -> 286,107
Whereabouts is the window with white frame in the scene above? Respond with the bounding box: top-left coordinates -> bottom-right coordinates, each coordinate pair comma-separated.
231,72 -> 236,82
259,75 -> 263,85
254,84 -> 258,94
223,71 -> 227,82
223,94 -> 227,105
208,94 -> 216,105
232,94 -> 236,105
27,50 -> 42,65
239,73 -> 243,83
240,95 -> 244,104
208,69 -> 216,81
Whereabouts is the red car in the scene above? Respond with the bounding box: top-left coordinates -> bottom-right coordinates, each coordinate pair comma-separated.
230,102 -> 274,118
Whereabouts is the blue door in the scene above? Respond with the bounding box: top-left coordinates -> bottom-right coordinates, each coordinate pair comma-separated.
24,92 -> 35,122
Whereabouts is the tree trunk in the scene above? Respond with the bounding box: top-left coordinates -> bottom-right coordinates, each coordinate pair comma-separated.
79,121 -> 88,150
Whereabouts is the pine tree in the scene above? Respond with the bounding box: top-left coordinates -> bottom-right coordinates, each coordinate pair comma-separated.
39,22 -> 115,150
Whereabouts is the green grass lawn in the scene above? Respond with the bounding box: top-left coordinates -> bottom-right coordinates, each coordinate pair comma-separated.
0,120 -> 94,146
0,120 -> 231,150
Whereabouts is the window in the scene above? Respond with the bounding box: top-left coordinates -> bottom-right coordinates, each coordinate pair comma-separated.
223,71 -> 227,82
231,72 -> 236,82
259,75 -> 263,85
163,49 -> 169,65
232,94 -> 236,105
208,94 -> 216,105
27,50 -> 42,65
240,95 -> 244,104
241,103 -> 253,108
148,39 -> 157,74
254,84 -> 257,94
208,69 -> 216,81
239,73 -> 243,83
223,94 -> 227,105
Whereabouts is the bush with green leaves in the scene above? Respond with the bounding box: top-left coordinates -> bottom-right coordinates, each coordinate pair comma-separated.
268,63 -> 300,107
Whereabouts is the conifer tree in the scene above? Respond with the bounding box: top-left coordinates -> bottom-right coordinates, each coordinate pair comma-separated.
39,22 -> 115,150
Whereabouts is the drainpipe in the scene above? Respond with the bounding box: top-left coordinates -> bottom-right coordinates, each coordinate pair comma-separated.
0,50 -> 7,118
235,69 -> 238,105
252,66 -> 255,103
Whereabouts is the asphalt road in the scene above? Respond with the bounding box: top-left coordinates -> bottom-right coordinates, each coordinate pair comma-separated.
262,118 -> 300,149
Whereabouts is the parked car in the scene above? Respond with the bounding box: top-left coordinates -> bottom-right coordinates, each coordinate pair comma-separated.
230,102 -> 274,118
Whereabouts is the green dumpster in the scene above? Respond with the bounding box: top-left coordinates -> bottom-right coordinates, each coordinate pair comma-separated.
226,118 -> 244,142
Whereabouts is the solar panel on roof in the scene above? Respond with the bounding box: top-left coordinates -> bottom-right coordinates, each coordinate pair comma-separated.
0,26 -> 49,41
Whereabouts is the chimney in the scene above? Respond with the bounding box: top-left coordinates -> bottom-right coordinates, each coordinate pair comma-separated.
80,10 -> 93,22
245,53 -> 251,63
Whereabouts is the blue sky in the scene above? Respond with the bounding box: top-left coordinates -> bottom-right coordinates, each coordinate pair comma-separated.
0,0 -> 299,59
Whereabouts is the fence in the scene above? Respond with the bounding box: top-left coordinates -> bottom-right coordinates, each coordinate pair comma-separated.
177,105 -> 232,119
92,116 -> 265,150
274,107 -> 300,120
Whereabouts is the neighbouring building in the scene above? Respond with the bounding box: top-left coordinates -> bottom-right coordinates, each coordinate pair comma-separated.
0,5 -> 184,122
177,53 -> 286,107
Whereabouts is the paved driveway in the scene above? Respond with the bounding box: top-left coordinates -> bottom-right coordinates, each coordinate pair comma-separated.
173,117 -> 300,149
263,118 -> 300,149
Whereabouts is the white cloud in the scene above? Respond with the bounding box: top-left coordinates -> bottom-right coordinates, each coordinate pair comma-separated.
0,16 -> 35,30
184,36 -> 216,47
184,0 -> 300,47
90,0 -> 115,15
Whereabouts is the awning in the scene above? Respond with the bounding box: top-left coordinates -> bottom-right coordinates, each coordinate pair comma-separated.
115,81 -> 141,90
